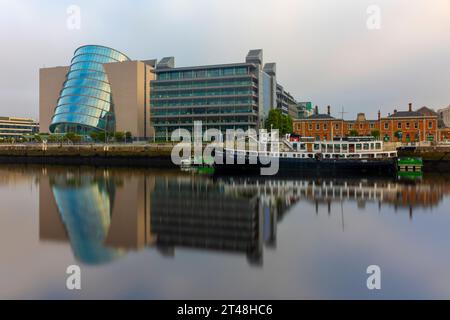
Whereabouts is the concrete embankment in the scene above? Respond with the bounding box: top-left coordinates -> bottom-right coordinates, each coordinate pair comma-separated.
0,144 -> 177,168
398,146 -> 450,172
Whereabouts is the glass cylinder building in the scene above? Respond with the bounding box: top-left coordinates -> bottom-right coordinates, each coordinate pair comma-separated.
50,45 -> 130,135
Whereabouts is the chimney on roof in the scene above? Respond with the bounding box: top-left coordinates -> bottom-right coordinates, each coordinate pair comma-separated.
378,110 -> 381,120
315,105 -> 319,115
394,109 -> 398,114
409,103 -> 413,112
327,105 -> 331,115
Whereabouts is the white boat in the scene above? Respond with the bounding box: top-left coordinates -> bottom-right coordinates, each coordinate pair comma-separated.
215,136 -> 398,175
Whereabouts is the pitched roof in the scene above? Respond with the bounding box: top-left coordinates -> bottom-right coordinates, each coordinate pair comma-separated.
387,111 -> 423,118
416,106 -> 438,116
306,114 -> 335,120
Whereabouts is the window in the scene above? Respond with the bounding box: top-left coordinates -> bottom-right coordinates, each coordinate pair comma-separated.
309,124 -> 312,130
384,122 -> 389,129
370,123 -> 375,129
360,124 -> 363,129
429,121 -> 433,129
316,123 -> 320,130
414,122 -> 418,129
397,122 -> 402,129
323,124 -> 328,130
349,124 -> 353,129
406,122 -> 410,129
335,124 -> 339,130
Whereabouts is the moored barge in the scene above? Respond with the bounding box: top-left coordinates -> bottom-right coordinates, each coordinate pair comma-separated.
215,136 -> 398,175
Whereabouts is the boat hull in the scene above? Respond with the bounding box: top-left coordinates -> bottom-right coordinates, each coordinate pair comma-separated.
214,153 -> 397,176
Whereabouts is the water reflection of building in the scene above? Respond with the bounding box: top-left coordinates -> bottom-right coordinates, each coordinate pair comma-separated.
39,168 -> 281,266
40,168 -> 450,265
219,177 -> 450,219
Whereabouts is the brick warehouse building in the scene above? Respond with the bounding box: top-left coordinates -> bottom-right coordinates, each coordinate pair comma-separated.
293,103 -> 445,143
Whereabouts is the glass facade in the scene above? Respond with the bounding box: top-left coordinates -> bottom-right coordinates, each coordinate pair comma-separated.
51,173 -> 123,265
261,71 -> 272,119
50,45 -> 130,135
151,64 -> 259,140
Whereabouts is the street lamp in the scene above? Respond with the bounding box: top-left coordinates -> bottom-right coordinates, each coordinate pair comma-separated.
104,115 -> 109,145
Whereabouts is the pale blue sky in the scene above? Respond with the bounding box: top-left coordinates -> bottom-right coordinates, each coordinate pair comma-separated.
0,0 -> 449,120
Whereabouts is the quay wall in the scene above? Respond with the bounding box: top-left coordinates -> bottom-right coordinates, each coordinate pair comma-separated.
0,144 -> 177,168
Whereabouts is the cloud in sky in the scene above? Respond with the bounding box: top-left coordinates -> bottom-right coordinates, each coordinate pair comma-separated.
0,0 -> 449,120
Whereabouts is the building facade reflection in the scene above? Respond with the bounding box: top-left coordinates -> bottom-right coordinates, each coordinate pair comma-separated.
39,168 -> 279,266
38,167 -> 450,266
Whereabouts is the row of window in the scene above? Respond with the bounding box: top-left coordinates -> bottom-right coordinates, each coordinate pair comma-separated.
303,121 -> 435,131
51,113 -> 112,131
307,143 -> 382,152
74,46 -> 129,62
151,78 -> 255,90
153,117 -> 256,125
150,97 -> 256,107
154,125 -> 254,137
67,70 -> 108,82
64,78 -> 111,93
152,107 -> 255,116
57,95 -> 111,110
71,53 -> 122,65
60,86 -> 111,102
157,67 -> 249,81
383,121 -> 434,130
306,123 -> 365,131
54,105 -> 110,119
69,61 -> 106,73
151,88 -> 255,99
0,125 -> 37,129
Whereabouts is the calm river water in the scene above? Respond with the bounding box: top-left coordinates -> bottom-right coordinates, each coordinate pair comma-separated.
1,164 -> 450,299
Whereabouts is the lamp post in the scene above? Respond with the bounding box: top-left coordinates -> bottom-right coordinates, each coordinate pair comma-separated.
104,115 -> 108,145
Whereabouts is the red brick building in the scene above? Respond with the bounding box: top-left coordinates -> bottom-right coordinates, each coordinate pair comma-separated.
293,103 -> 440,143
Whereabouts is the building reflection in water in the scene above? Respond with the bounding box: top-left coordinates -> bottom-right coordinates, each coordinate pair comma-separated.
39,167 -> 450,266
39,168 -> 280,266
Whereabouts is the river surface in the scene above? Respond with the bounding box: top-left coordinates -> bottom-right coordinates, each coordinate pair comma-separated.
1,164 -> 450,299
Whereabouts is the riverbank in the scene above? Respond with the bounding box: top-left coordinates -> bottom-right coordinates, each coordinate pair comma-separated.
0,144 -> 176,167
1,143 -> 450,172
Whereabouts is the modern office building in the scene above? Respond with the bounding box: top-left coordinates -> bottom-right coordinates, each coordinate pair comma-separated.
40,45 -> 155,139
438,105 -> 450,128
289,101 -> 313,119
276,84 -> 297,116
151,49 -> 298,140
40,46 -> 298,140
0,117 -> 39,139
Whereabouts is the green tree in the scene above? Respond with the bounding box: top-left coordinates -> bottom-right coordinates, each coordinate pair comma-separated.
114,131 -> 125,142
89,131 -> 99,142
64,132 -> 82,143
48,134 -> 61,143
370,129 -> 380,139
349,129 -> 359,137
265,109 -> 293,135
394,130 -> 403,141
125,131 -> 133,143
